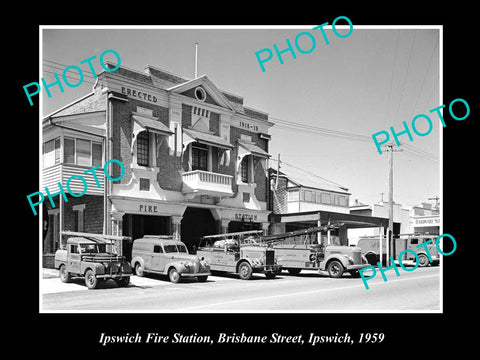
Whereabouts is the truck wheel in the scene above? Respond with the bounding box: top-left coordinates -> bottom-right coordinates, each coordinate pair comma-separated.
238,262 -> 253,280
265,271 -> 276,279
197,276 -> 208,282
365,253 -> 378,265
116,277 -> 130,287
287,268 -> 302,276
327,260 -> 344,278
59,264 -> 71,283
135,263 -> 144,277
85,269 -> 98,289
168,268 -> 181,283
418,253 -> 430,267
349,270 -> 361,278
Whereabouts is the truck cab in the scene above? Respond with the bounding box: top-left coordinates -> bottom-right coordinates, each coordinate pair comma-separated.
357,234 -> 440,267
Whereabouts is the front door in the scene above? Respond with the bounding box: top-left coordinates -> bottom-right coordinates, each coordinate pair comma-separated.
151,245 -> 166,272
69,244 -> 81,274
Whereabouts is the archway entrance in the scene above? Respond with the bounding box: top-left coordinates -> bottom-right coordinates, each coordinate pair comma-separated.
181,207 -> 216,252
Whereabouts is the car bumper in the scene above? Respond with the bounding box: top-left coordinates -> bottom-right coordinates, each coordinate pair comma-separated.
253,265 -> 282,272
345,264 -> 368,271
95,273 -> 132,279
180,272 -> 210,277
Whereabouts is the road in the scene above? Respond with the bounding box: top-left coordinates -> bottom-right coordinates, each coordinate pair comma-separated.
41,266 -> 440,312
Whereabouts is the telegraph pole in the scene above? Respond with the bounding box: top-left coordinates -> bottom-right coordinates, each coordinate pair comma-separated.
275,153 -> 281,190
381,143 -> 403,266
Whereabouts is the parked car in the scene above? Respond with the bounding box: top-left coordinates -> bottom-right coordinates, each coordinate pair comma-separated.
131,235 -> 210,283
54,233 -> 132,290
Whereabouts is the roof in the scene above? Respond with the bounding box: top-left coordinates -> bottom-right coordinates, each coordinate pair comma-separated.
184,128 -> 233,149
271,162 -> 350,194
135,236 -> 183,245
238,139 -> 270,158
103,63 -> 269,122
132,114 -> 173,136
66,237 -> 108,245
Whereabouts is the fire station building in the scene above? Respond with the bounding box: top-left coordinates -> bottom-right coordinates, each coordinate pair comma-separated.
42,63 -> 273,264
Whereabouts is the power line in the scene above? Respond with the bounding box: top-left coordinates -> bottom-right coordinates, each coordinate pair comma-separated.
270,116 -> 372,142
402,143 -> 439,160
270,114 -> 440,163
406,37 -> 439,122
43,61 -> 98,81
41,69 -> 97,87
270,157 -> 347,189
394,30 -> 417,123
383,30 -> 400,127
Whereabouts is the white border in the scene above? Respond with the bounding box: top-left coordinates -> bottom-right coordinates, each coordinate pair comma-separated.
39,24 -> 443,314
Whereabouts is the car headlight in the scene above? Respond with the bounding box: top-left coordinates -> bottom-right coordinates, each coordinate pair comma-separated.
181,261 -> 191,267
344,255 -> 354,264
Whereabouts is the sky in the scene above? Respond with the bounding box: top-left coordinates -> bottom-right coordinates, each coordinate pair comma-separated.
40,25 -> 440,209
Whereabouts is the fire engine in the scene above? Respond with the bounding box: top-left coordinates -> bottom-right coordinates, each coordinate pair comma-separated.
261,226 -> 368,278
357,233 -> 441,267
196,230 -> 281,280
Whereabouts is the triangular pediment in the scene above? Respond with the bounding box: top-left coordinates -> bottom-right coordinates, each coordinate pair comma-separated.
167,75 -> 235,112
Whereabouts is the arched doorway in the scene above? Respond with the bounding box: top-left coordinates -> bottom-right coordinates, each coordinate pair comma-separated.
181,207 -> 216,252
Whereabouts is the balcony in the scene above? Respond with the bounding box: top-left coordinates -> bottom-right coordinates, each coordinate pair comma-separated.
42,164 -> 105,196
182,170 -> 233,197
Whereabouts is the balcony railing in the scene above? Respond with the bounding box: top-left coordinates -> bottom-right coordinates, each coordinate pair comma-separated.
182,170 -> 233,197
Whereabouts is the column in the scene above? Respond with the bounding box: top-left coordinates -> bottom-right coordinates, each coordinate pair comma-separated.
379,226 -> 384,266
261,222 -> 270,235
219,219 -> 230,234
317,212 -> 321,244
171,216 -> 183,240
110,212 -> 124,236
327,218 -> 331,245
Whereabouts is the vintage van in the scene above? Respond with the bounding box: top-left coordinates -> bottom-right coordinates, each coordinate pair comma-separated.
131,235 -> 210,283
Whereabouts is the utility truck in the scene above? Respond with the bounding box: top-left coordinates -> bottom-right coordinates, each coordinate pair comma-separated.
54,231 -> 133,289
357,234 -> 440,267
261,226 -> 369,278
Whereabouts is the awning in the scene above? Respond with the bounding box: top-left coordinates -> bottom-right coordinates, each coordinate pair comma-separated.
132,114 -> 173,137
183,128 -> 233,150
237,139 -> 270,158
131,113 -> 173,154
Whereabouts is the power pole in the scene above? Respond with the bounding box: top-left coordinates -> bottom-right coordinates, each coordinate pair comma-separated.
381,143 -> 403,266
275,153 -> 281,190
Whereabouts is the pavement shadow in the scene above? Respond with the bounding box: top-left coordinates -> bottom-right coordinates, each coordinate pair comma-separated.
139,273 -> 215,284
210,271 -> 283,281
278,270 -> 362,280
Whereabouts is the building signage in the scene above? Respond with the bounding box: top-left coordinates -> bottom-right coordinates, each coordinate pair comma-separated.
414,216 -> 440,226
239,120 -> 259,132
139,204 -> 159,213
235,213 -> 258,222
121,86 -> 158,103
